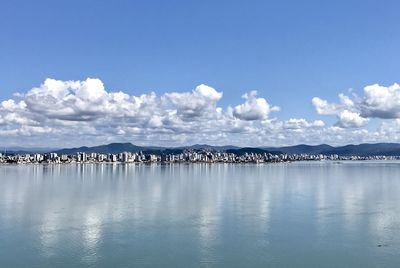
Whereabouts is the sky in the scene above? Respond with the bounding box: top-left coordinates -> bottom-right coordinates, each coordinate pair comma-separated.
1,0 -> 400,148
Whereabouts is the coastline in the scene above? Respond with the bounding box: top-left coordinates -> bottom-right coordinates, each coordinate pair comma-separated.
1,159 -> 400,166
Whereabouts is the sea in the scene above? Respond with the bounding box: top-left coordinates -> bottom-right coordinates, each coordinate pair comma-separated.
1,161 -> 400,267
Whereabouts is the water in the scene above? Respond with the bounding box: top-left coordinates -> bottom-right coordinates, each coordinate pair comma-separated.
1,162 -> 400,267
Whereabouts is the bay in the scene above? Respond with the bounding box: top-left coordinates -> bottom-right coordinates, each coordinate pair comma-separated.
1,162 -> 400,267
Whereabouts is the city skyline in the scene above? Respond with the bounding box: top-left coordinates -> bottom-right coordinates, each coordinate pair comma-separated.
1,1 -> 400,147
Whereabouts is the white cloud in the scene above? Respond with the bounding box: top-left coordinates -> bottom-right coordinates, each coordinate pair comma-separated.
377,119 -> 400,140
312,94 -> 354,116
312,97 -> 338,115
283,118 -> 325,129
163,84 -> 222,119
313,83 -> 400,128
1,78 -> 280,146
361,83 -> 400,119
233,91 -> 279,121
336,110 -> 369,128
312,92 -> 367,128
2,78 -> 400,147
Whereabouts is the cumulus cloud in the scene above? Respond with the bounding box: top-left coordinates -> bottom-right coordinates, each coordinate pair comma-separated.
312,93 -> 354,116
312,97 -> 338,115
361,83 -> 400,119
312,92 -> 367,128
163,84 -> 222,119
336,110 -> 369,128
233,91 -> 279,120
23,78 -> 158,122
283,118 -> 325,129
0,78 -> 289,146
2,78 -> 400,147
313,83 -> 400,128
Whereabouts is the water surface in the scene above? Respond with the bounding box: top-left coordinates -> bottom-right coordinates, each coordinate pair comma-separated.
1,162 -> 400,267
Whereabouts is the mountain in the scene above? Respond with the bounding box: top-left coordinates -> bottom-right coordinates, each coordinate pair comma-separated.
1,146 -> 59,154
181,144 -> 240,151
54,143 -> 240,155
6,142 -> 400,156
226,147 -> 282,155
55,143 -> 158,155
266,143 -> 400,156
265,144 -> 334,155
323,143 -> 400,156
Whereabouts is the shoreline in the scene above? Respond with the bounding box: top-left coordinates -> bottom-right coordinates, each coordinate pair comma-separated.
1,159 -> 400,166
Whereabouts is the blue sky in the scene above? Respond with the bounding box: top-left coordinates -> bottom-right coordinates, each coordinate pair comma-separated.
1,0 -> 400,147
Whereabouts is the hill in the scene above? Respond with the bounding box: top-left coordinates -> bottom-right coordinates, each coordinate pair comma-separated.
6,142 -> 400,156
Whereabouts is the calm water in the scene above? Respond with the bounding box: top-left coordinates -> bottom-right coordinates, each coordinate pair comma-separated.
1,162 -> 400,267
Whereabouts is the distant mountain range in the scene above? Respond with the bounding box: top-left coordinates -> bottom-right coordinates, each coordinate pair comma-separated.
1,146 -> 58,155
264,143 -> 400,156
54,143 -> 241,155
5,142 -> 400,156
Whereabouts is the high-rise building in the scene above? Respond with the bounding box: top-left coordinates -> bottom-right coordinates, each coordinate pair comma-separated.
122,152 -> 129,162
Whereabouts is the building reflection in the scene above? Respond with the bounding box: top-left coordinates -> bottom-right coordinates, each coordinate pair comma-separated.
1,162 -> 400,264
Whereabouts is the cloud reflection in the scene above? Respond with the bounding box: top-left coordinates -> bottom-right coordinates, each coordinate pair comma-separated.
1,163 -> 400,266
